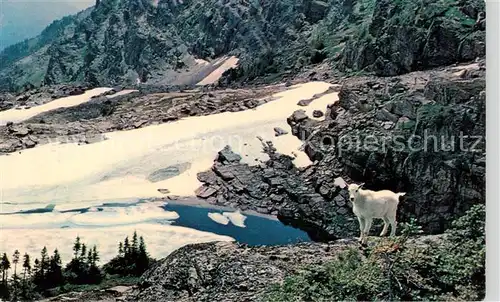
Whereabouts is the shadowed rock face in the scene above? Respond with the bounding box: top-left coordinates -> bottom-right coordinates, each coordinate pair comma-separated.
337,0 -> 485,76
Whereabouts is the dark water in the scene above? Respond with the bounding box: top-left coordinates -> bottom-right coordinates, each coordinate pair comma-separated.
164,203 -> 311,246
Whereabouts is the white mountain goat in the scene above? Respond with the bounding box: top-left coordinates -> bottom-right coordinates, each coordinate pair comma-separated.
347,183 -> 406,244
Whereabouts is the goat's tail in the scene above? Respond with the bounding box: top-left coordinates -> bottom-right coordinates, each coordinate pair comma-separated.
397,192 -> 407,202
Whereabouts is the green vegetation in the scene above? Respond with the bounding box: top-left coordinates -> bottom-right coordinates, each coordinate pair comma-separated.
103,232 -> 152,277
263,205 -> 485,301
0,231 -> 154,301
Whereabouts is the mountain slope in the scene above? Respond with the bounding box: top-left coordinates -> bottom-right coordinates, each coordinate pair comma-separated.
0,0 -> 93,51
0,0 -> 485,91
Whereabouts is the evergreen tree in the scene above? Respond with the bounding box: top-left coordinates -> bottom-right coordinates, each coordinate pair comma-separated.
139,236 -> 147,255
32,259 -> 41,282
40,247 -> 49,278
22,253 -> 31,283
91,246 -> 100,266
123,236 -> 130,258
132,231 -> 139,253
12,250 -> 20,277
21,253 -> 33,299
32,258 -> 45,291
10,250 -> 22,301
137,236 -> 150,275
1,253 -> 11,283
47,249 -> 64,288
0,253 -> 11,299
118,242 -> 124,257
80,244 -> 87,262
73,236 -> 81,259
64,238 -> 103,285
87,246 -> 103,284
87,249 -> 92,266
103,233 -> 153,277
33,248 -> 50,290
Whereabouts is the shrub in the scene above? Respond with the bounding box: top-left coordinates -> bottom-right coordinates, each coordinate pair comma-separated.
263,204 -> 485,301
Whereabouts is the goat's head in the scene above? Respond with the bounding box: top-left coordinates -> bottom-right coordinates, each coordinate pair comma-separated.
347,183 -> 364,202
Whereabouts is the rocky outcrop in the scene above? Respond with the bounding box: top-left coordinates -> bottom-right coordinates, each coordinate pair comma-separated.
0,85 -> 87,112
127,235 -> 445,302
128,240 -> 356,302
195,144 -> 357,241
195,61 -> 485,239
293,61 -> 486,234
0,92 -> 15,111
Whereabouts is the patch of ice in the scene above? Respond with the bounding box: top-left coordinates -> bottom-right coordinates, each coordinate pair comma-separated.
68,203 -> 179,226
208,212 -> 230,225
223,211 -> 247,228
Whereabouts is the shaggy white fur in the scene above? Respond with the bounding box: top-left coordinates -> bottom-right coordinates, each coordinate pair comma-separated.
347,183 -> 406,244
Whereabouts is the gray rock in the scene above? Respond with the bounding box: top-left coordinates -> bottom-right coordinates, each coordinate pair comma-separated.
194,143 -> 358,241
213,164 -> 235,180
334,195 -> 346,207
11,126 -> 30,137
129,236 -> 445,302
337,207 -> 348,215
297,99 -> 312,106
312,110 -> 324,118
195,186 -> 218,199
197,170 -> 218,185
288,110 -> 308,123
375,108 -> 399,122
217,146 -> 242,163
133,120 -> 147,128
273,127 -> 289,137
21,137 -> 36,148
382,121 -> 395,130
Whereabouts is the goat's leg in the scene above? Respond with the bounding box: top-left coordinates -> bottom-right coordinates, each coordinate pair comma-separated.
357,216 -> 366,243
389,217 -> 397,236
380,217 -> 390,236
362,218 -> 373,245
